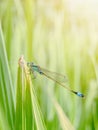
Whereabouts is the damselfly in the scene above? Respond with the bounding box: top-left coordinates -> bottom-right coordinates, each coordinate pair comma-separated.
27,62 -> 85,98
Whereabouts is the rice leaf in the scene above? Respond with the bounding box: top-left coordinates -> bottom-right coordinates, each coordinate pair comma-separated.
0,23 -> 15,130
15,64 -> 23,130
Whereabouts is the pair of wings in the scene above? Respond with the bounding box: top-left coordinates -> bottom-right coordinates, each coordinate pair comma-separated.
28,65 -> 85,98
32,66 -> 69,84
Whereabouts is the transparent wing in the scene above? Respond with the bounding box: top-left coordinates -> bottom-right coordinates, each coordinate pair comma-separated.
40,67 -> 69,84
27,65 -> 85,98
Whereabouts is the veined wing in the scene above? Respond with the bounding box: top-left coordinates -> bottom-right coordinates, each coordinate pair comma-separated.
40,67 -> 69,84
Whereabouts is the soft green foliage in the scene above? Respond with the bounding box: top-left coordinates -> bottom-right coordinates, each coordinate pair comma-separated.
0,0 -> 98,130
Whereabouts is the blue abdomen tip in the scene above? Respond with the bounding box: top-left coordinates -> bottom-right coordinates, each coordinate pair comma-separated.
77,92 -> 85,98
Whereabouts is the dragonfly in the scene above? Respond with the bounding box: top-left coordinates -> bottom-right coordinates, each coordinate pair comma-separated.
27,62 -> 85,98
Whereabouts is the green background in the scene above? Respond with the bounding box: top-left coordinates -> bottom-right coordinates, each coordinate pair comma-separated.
0,0 -> 98,130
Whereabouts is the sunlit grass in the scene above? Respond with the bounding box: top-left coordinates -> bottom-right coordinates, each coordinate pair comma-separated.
0,0 -> 98,130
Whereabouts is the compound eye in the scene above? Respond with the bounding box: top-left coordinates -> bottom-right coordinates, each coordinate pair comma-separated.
39,71 -> 43,74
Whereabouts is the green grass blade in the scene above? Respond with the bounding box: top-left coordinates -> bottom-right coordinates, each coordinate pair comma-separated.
25,61 -> 47,130
47,91 -> 75,130
25,77 -> 33,130
0,23 -> 15,129
17,56 -> 46,130
30,84 -> 47,130
15,64 -> 23,130
0,107 -> 10,130
53,98 -> 75,130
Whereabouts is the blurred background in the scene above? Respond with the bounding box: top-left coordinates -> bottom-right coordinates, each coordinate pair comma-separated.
0,0 -> 98,130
